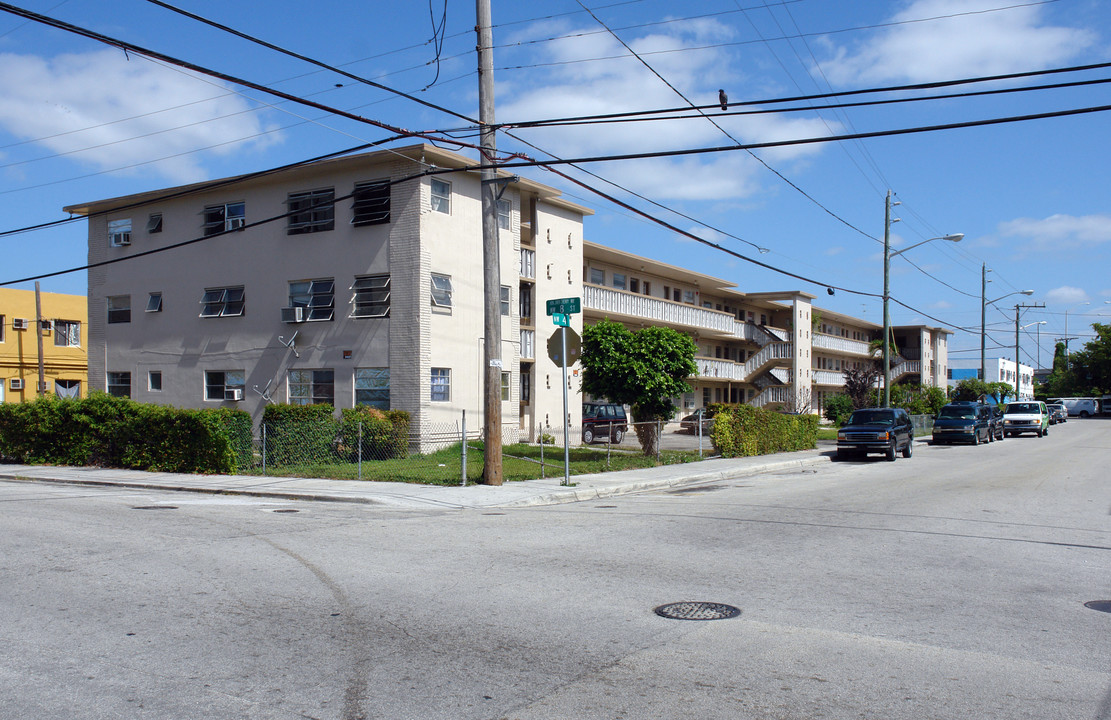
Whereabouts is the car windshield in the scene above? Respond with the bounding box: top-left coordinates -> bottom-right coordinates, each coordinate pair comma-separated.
939,406 -> 976,419
847,410 -> 894,426
1007,403 -> 1039,413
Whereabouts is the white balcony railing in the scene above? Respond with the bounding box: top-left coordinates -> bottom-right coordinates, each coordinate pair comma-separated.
520,329 -> 535,360
519,249 -> 536,280
812,333 -> 872,356
584,285 -> 735,334
813,369 -> 846,386
696,357 -> 739,380
751,386 -> 789,408
735,321 -> 785,346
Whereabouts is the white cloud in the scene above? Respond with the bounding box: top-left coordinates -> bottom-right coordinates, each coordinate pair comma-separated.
997,214 -> 1111,252
0,50 -> 280,183
1044,286 -> 1088,304
818,0 -> 1095,85
498,19 -> 835,201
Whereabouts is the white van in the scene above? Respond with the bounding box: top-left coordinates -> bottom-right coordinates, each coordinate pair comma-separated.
1048,397 -> 1100,418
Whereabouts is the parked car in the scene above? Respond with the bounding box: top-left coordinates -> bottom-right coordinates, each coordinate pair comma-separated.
1047,403 -> 1068,424
680,409 -> 715,435
836,407 -> 914,461
988,404 -> 1006,441
932,401 -> 993,445
582,402 -> 628,444
1003,401 -> 1050,437
1048,397 -> 1099,418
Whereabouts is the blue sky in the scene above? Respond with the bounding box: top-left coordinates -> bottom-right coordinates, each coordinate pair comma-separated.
2,0 -> 1109,369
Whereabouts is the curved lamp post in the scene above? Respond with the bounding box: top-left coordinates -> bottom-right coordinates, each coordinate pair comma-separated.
882,192 -> 961,407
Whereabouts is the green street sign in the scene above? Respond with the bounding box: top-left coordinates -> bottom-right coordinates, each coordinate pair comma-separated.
552,312 -> 570,327
545,297 -> 581,316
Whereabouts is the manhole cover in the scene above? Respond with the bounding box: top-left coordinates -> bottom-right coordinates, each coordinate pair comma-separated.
132,506 -> 178,510
1085,600 -> 1111,613
653,602 -> 741,621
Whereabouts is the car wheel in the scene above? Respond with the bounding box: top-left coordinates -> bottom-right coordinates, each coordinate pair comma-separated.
886,440 -> 897,462
987,428 -> 995,443
613,429 -> 624,444
1081,411 -> 1090,418
971,431 -> 979,446
902,438 -> 913,458
583,428 -> 595,444
1043,426 -> 1048,436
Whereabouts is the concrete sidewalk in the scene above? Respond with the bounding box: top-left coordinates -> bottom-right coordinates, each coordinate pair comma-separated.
0,449 -> 832,509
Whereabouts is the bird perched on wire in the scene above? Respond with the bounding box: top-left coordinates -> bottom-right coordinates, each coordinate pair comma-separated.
718,89 -> 728,111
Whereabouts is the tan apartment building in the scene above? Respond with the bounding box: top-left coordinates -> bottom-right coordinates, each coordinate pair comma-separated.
582,243 -> 951,416
67,142 -> 949,445
66,144 -> 589,447
0,287 -> 87,402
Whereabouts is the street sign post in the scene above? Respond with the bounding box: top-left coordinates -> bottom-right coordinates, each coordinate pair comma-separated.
543,297 -> 580,485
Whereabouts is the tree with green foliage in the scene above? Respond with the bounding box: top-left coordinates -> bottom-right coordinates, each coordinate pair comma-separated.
823,393 -> 854,426
889,383 -> 948,415
951,378 -> 1017,403
1067,322 -> 1111,394
843,365 -> 878,409
581,319 -> 698,456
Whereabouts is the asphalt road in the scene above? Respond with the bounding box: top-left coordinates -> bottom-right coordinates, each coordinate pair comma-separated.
1,420 -> 1109,719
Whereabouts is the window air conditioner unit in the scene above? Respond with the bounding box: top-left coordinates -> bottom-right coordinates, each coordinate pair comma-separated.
12,318 -> 29,330
40,320 -> 52,332
228,217 -> 245,231
281,306 -> 304,323
225,388 -> 244,401
9,378 -> 24,391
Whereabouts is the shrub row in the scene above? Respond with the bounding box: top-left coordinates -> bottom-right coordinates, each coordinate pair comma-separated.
261,403 -> 410,466
709,404 -> 818,457
0,393 -> 251,474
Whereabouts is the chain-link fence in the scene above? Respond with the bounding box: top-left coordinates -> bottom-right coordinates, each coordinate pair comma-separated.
234,414 -> 715,484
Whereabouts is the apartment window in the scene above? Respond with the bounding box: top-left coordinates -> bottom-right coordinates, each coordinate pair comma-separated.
589,267 -> 604,285
431,368 -> 451,402
55,379 -> 80,398
520,370 -> 535,407
107,371 -> 131,398
351,275 -> 390,318
205,370 -> 245,401
430,179 -> 451,214
760,313 -> 767,324
501,371 -> 511,401
612,273 -> 626,290
683,290 -> 696,304
146,214 -> 163,233
497,199 -> 511,229
203,202 -> 245,235
354,368 -> 389,409
352,180 -> 391,226
200,286 -> 245,318
108,218 -> 131,246
146,292 -> 163,313
672,288 -> 681,302
500,286 -> 511,316
107,295 -> 131,324
148,371 -> 162,392
629,278 -> 639,294
642,281 -> 651,296
287,188 -> 335,234
431,274 -> 453,308
54,320 -> 80,347
519,287 -> 532,322
289,279 -> 335,321
288,369 -> 334,405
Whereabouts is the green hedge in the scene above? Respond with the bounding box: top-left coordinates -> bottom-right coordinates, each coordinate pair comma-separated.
261,403 -> 338,466
0,394 -> 251,473
709,404 -> 819,457
338,406 -> 410,461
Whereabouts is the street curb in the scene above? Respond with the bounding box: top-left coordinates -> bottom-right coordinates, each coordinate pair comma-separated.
494,455 -> 832,507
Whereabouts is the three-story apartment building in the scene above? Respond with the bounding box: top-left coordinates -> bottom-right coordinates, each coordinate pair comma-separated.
0,287 -> 87,402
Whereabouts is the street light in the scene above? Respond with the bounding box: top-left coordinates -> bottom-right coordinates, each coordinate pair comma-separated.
882,193 -> 961,407
1021,320 -> 1047,371
982,278 -> 1034,381
1063,301 -> 1090,359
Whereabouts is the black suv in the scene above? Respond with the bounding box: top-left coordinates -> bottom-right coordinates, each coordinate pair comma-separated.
932,401 -> 993,445
836,407 -> 914,461
582,402 -> 628,444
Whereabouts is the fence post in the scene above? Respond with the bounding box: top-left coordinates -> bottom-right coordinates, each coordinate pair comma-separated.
261,422 -> 267,476
656,419 -> 661,463
607,420 -> 612,468
358,420 -> 363,482
539,422 -> 545,479
461,409 -> 467,486
697,410 -> 703,459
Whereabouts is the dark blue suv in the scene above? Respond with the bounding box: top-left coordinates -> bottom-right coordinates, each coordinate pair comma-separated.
932,401 -> 993,445
836,407 -> 914,461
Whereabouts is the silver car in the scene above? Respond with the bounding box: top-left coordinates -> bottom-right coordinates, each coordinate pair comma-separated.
1047,403 -> 1067,424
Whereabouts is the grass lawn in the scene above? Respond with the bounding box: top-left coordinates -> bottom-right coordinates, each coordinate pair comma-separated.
255,441 -> 704,485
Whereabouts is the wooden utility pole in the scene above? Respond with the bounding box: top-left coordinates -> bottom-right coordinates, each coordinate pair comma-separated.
34,281 -> 46,397
477,0 -> 503,484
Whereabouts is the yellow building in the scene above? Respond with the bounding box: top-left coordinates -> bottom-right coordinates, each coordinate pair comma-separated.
0,288 -> 88,402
